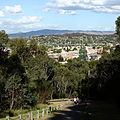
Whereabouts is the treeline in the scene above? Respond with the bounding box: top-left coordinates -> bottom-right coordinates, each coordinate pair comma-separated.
1,30 -> 120,111
0,16 -> 120,117
0,31 -> 85,112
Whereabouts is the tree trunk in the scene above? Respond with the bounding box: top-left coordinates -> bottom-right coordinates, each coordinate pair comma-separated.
50,91 -> 53,100
39,90 -> 47,104
68,89 -> 72,98
10,91 -> 15,110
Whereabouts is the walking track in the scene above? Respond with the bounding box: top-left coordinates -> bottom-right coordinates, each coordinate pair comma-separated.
46,104 -> 91,120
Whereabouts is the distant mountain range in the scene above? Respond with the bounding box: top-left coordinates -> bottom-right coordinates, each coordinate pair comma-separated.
9,29 -> 115,38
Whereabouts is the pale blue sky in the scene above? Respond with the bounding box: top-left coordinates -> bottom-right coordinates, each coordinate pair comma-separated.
0,0 -> 119,33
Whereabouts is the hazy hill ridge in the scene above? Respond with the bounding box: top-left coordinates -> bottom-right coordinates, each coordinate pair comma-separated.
9,29 -> 114,38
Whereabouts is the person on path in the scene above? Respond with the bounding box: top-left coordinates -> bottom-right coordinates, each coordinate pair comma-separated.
74,98 -> 77,104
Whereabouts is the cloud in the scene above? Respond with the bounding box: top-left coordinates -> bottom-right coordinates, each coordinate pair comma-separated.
69,11 -> 77,15
0,16 -> 42,29
46,0 -> 120,14
3,5 -> 23,14
0,11 -> 4,17
15,16 -> 42,24
112,5 -> 120,10
86,25 -> 115,31
0,16 -> 59,33
58,9 -> 77,15
43,8 -> 50,12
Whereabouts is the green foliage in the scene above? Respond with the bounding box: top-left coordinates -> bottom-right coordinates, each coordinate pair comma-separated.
79,46 -> 87,60
25,55 -> 55,103
1,23 -> 120,118
53,65 -> 79,98
0,31 -> 10,112
0,30 -> 9,47
9,38 -> 28,53
96,45 -> 120,99
116,16 -> 120,41
53,49 -> 62,53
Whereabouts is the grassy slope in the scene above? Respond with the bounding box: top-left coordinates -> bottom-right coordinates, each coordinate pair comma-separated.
0,99 -> 72,120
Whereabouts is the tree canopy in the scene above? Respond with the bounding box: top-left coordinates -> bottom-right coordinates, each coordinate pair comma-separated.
116,16 -> 120,41
1,16 -> 120,118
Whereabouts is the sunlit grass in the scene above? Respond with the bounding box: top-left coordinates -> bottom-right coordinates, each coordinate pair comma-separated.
0,99 -> 72,120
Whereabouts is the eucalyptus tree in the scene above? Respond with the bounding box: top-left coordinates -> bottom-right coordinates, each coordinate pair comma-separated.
0,30 -> 9,111
116,16 -> 120,41
26,54 -> 55,103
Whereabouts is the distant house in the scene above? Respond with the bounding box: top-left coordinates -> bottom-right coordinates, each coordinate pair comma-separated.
86,46 -> 103,60
3,47 -> 12,53
88,53 -> 102,60
47,47 -> 80,63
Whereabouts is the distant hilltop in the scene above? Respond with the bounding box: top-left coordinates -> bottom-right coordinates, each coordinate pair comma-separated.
9,29 -> 115,38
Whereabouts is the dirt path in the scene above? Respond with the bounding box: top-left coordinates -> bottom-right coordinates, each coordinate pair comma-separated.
47,100 -> 120,120
46,104 -> 90,120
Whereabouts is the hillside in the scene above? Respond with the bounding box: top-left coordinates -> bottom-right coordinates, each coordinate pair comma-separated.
9,29 -> 114,38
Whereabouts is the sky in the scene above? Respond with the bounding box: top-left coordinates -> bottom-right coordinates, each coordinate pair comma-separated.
0,0 -> 120,34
